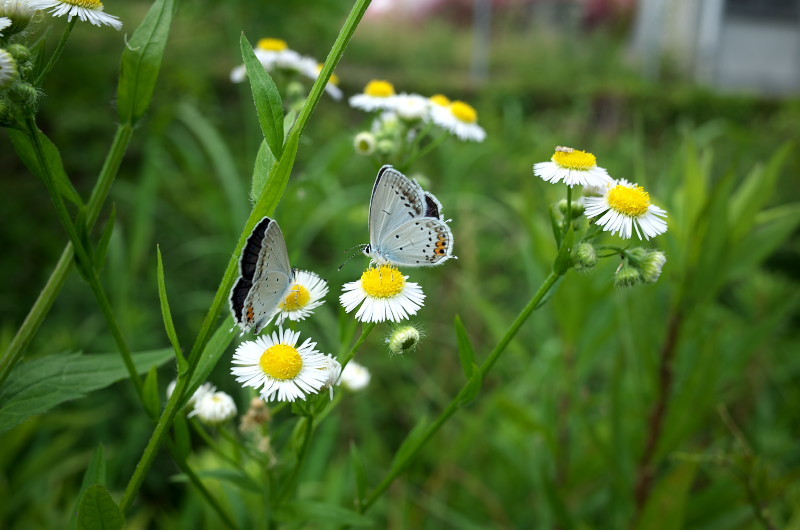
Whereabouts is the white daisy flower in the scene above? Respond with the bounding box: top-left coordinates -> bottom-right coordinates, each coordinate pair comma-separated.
189,391 -> 237,424
533,146 -> 612,188
340,265 -> 425,323
0,49 -> 17,90
431,100 -> 486,142
429,94 -> 451,108
390,93 -> 430,122
0,1 -> 35,35
319,354 -> 342,400
166,380 -> 216,406
349,79 -> 397,112
274,269 -> 328,326
232,327 -> 330,403
29,0 -> 122,30
340,361 -> 370,392
0,16 -> 10,35
584,179 -> 668,240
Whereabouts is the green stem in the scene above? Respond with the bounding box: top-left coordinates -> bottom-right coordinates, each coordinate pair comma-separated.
340,323 -> 376,367
119,0 -> 374,513
360,270 -> 561,511
22,117 -> 144,399
35,18 -> 76,86
275,416 -> 314,506
0,125 -> 133,387
564,185 -> 573,241
402,132 -> 448,169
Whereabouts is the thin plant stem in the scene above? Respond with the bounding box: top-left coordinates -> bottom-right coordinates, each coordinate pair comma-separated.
21,117 -> 144,398
35,18 -> 76,86
360,270 -> 561,511
275,416 -> 314,506
119,0 -> 374,513
340,322 -> 376,367
403,132 -> 448,169
0,124 -> 134,387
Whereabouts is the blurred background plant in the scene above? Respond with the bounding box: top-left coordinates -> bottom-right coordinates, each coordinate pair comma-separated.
1,0 -> 800,528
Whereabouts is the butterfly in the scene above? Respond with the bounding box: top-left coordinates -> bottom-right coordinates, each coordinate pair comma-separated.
362,165 -> 455,267
230,216 -> 295,334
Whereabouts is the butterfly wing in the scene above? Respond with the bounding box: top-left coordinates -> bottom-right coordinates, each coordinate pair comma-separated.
423,191 -> 444,220
376,217 -> 455,267
368,165 -> 427,247
230,217 -> 293,333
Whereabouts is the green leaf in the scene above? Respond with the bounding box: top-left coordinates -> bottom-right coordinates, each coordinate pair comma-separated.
454,315 -> 477,379
8,129 -> 84,207
172,414 -> 191,462
93,206 -> 116,271
457,363 -> 483,407
637,462 -> 698,530
76,485 -> 124,530
143,367 -> 160,419
240,33 -> 284,158
0,348 -> 173,432
390,415 -> 430,474
184,321 -> 237,406
350,442 -> 368,508
117,0 -> 176,124
253,132 -> 300,217
277,501 -> 372,527
251,139 -> 276,202
728,204 -> 800,280
156,246 -> 186,368
71,445 -> 107,530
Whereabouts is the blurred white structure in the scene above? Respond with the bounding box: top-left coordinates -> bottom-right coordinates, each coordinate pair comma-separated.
632,0 -> 800,95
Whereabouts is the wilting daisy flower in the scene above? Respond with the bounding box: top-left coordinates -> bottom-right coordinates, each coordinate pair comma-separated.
232,327 -> 330,402
189,391 -> 237,424
340,361 -> 370,391
431,100 -> 486,142
274,269 -> 328,325
391,93 -> 430,122
29,0 -> 122,29
354,131 -> 376,156
319,354 -> 342,399
533,146 -> 612,188
0,49 -> 17,90
0,16 -> 10,35
584,179 -> 668,240
340,265 -> 425,323
349,79 -> 397,112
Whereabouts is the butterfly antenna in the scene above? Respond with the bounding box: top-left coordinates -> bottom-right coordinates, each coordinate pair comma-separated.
338,244 -> 368,271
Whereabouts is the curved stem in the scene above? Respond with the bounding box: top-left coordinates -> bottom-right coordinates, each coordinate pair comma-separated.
340,323 -> 376,367
360,270 -> 561,511
35,18 -> 76,86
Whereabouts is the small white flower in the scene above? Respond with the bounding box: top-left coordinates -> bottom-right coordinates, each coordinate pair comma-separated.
232,327 -> 330,402
274,269 -> 328,326
340,361 -> 371,392
353,131 -> 376,156
0,1 -> 35,34
0,49 -> 18,90
584,179 -> 668,240
28,0 -> 122,30
0,16 -> 10,35
431,100 -> 486,142
349,79 -> 397,112
340,265 -> 425,323
390,93 -> 430,121
166,380 -> 216,406
533,146 -> 612,188
319,354 -> 342,400
189,391 -> 237,424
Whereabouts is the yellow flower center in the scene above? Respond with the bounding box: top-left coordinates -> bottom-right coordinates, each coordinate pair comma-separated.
607,184 -> 651,217
63,0 -> 104,6
280,284 -> 311,312
257,38 -> 288,51
260,344 -> 303,380
364,80 -> 395,98
361,265 -> 406,298
430,94 -> 451,107
552,147 -> 597,170
450,101 -> 478,123
316,64 -> 340,85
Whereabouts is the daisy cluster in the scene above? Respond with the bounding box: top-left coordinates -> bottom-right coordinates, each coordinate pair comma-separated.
350,79 -> 486,150
231,37 -> 341,101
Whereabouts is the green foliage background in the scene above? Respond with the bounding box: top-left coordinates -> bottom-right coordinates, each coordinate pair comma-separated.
1,0 -> 800,528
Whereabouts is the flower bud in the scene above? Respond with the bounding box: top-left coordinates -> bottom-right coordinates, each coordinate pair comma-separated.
614,262 -> 642,288
240,397 -> 271,433
376,138 -> 395,155
642,250 -> 667,283
6,44 -> 29,64
8,82 -> 38,109
286,80 -> 305,101
0,1 -> 35,36
340,361 -> 371,391
353,131 -> 376,156
557,198 -> 585,219
574,242 -> 597,270
0,49 -> 19,90
387,325 -> 421,355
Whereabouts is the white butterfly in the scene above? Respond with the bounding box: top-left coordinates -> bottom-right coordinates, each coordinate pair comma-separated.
363,165 -> 455,267
230,216 -> 295,334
